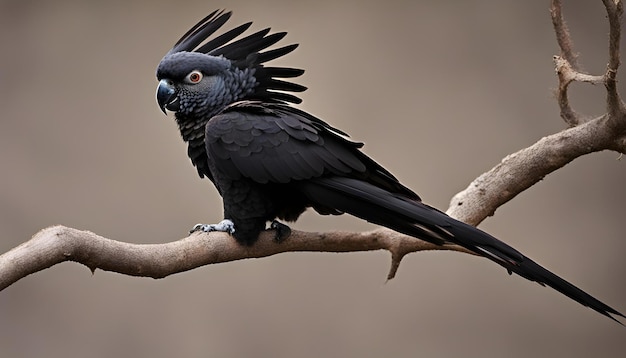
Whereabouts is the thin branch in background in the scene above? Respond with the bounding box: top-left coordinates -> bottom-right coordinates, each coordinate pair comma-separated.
602,0 -> 626,121
552,55 -> 603,126
550,0 -> 579,69
550,0 -> 583,126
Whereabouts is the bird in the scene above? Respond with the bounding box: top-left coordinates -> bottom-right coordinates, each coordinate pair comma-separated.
155,9 -> 624,323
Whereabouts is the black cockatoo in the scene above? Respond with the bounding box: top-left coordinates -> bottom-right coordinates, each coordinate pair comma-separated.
155,10 -> 623,323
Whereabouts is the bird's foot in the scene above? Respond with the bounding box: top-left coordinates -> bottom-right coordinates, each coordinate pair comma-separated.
190,219 -> 236,235
269,220 -> 291,243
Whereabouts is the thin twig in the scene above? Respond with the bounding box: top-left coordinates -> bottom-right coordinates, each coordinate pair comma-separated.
551,0 -> 584,125
550,0 -> 579,69
601,0 -> 626,120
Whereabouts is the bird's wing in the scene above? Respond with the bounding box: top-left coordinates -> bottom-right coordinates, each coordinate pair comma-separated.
205,102 -> 419,198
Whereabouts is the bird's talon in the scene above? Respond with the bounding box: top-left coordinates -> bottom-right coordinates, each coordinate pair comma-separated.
270,220 -> 291,243
190,224 -> 207,234
189,219 -> 236,235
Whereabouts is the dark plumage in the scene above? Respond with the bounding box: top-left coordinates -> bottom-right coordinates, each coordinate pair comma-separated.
155,10 -> 624,323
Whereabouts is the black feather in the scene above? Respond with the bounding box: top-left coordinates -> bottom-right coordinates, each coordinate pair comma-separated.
266,79 -> 307,92
196,22 -> 252,54
299,176 -> 625,323
265,92 -> 303,104
209,29 -> 278,58
257,45 -> 300,64
263,67 -> 305,79
172,10 -> 231,53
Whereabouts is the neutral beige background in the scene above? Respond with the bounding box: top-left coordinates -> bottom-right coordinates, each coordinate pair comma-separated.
1,1 -> 625,357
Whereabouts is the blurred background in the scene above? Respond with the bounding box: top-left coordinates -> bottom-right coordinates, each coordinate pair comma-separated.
1,0 -> 625,357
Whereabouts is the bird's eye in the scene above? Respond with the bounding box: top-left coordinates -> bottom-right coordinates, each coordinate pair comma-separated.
185,70 -> 203,84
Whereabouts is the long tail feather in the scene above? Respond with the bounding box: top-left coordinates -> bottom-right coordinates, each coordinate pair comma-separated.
299,176 -> 625,323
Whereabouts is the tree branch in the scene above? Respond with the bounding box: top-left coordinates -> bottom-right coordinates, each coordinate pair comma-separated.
550,0 -> 583,126
550,0 -> 579,69
602,0 -> 626,121
0,225 -> 472,291
447,113 -> 625,225
448,0 -> 626,225
1,1 -> 625,292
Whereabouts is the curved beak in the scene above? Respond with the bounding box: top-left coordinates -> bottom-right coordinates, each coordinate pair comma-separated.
156,79 -> 179,114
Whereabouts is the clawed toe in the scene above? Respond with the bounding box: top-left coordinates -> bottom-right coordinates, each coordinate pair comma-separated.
270,220 -> 291,243
190,219 -> 236,235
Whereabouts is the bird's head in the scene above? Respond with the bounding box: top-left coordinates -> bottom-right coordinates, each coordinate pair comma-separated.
156,52 -> 232,115
155,10 -> 306,118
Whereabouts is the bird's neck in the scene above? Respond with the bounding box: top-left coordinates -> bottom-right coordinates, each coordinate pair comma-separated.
173,111 -> 211,178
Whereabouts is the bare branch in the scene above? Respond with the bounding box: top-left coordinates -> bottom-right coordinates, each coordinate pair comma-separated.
447,114 -> 623,225
448,1 -> 626,224
553,55 -> 604,126
550,0 -> 626,128
550,0 -> 586,125
550,0 -> 579,69
602,0 -> 622,73
602,0 -> 626,120
0,225 -> 472,291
